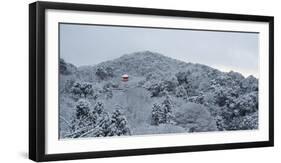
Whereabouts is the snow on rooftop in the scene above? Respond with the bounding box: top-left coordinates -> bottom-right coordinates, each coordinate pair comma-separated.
122,74 -> 129,78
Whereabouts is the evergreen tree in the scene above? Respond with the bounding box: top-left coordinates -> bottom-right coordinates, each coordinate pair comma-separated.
151,103 -> 163,125
107,109 -> 131,136
75,99 -> 90,119
151,95 -> 174,125
162,95 -> 173,123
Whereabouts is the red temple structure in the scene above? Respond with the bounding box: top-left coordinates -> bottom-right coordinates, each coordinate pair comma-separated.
122,74 -> 129,82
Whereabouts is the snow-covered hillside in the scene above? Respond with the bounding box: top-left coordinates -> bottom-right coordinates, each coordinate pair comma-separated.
59,51 -> 258,139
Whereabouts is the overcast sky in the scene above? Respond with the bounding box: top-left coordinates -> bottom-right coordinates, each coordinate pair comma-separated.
60,23 -> 259,77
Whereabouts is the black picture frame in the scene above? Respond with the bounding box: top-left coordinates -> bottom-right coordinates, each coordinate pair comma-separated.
29,1 -> 274,162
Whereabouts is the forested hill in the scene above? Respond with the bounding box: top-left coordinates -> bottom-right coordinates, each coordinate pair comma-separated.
59,51 -> 258,138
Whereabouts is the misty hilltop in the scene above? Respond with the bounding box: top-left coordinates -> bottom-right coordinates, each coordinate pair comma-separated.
59,51 -> 258,139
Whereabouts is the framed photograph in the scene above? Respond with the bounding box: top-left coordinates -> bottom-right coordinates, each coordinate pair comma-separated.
29,1 -> 274,162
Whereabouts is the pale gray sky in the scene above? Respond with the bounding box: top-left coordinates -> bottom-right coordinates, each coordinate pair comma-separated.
60,23 -> 259,77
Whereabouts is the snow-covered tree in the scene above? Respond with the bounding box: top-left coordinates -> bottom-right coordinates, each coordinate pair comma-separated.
240,75 -> 258,93
107,109 -> 131,136
175,71 -> 191,85
85,102 -> 112,137
162,95 -> 173,123
147,78 -> 178,97
151,96 -> 174,125
147,82 -> 162,97
212,86 -> 239,107
227,71 -> 245,82
96,66 -> 114,80
59,58 -> 77,75
93,101 -> 104,114
217,91 -> 258,130
66,102 -> 131,138
212,74 -> 239,87
67,99 -> 93,137
233,91 -> 258,116
175,85 -> 187,97
175,71 -> 202,96
151,103 -> 163,125
75,99 -> 90,119
71,82 -> 94,98
227,112 -> 258,130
